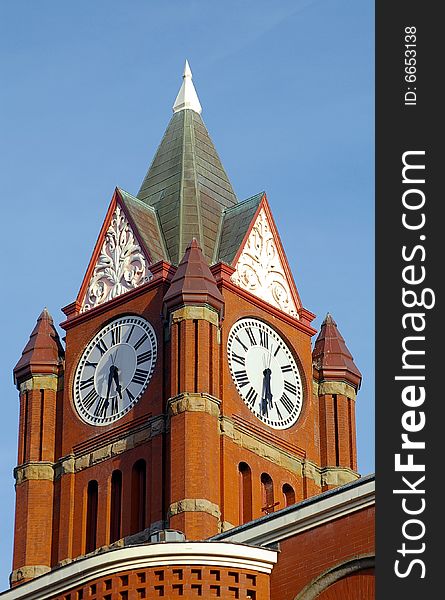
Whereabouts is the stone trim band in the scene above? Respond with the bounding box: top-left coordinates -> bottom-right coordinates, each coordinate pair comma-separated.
171,305 -> 219,326
313,380 -> 357,400
167,498 -> 221,520
18,375 -> 61,393
10,565 -> 51,586
168,393 -> 221,418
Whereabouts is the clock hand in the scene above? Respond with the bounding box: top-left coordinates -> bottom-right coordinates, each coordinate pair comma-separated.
112,345 -> 120,366
106,365 -> 120,416
112,366 -> 123,400
103,367 -> 114,415
268,344 -> 273,368
261,368 -> 273,416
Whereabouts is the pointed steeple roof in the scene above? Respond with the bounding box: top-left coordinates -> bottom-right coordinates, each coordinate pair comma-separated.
14,308 -> 64,385
163,238 -> 224,312
173,60 -> 202,114
137,62 -> 237,265
117,188 -> 168,263
218,192 -> 265,264
312,313 -> 362,389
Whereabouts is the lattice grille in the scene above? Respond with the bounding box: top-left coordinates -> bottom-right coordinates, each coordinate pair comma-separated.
52,566 -> 264,599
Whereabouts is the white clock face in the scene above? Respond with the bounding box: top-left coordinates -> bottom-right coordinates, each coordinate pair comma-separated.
227,318 -> 303,429
73,315 -> 157,426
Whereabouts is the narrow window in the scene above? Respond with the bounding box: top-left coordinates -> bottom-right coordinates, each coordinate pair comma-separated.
85,480 -> 98,553
39,389 -> 45,461
261,473 -> 274,514
22,391 -> 29,463
238,462 -> 252,524
282,483 -> 295,507
131,459 -> 147,534
110,470 -> 122,543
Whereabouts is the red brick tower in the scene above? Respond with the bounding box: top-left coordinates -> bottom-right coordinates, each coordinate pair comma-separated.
12,309 -> 64,584
8,62 -> 363,596
164,238 -> 224,539
313,313 -> 362,490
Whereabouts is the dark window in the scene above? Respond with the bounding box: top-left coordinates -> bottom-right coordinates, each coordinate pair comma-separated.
282,483 -> 296,507
85,480 -> 98,553
238,462 -> 252,523
110,470 -> 122,542
261,473 -> 274,514
131,459 -> 147,534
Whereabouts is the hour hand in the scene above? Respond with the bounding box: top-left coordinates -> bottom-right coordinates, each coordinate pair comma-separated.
112,366 -> 122,399
106,368 -> 113,401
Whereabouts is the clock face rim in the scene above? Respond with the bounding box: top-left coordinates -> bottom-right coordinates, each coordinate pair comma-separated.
73,314 -> 157,426
227,317 -> 304,430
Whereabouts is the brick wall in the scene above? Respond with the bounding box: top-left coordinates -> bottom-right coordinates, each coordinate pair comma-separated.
270,506 -> 375,600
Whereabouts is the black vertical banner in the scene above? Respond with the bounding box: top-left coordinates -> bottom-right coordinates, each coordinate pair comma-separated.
376,1 -> 441,597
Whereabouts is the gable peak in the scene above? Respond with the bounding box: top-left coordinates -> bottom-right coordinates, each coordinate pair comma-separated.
79,196 -> 153,313
230,202 -> 301,319
173,59 -> 202,115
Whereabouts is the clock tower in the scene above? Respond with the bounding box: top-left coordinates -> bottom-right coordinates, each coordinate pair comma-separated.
10,61 -> 362,591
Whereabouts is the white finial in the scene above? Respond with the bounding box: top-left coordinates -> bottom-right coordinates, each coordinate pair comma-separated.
173,60 -> 202,114
183,59 -> 192,78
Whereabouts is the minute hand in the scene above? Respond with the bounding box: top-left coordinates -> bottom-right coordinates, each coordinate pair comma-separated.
102,368 -> 113,416
110,366 -> 122,415
261,368 -> 273,416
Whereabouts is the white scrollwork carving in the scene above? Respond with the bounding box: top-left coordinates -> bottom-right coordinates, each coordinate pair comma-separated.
81,204 -> 153,312
231,208 -> 299,318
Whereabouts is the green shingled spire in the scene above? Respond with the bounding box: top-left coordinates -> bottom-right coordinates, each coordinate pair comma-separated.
137,63 -> 237,265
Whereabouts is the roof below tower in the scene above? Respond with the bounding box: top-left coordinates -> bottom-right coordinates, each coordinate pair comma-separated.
136,63 -> 238,265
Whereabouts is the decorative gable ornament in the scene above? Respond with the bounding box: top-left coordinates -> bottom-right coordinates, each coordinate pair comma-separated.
81,204 -> 153,313
231,208 -> 299,318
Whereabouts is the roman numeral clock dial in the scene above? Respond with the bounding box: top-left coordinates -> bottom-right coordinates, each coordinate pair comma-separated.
227,318 -> 303,429
73,316 -> 157,426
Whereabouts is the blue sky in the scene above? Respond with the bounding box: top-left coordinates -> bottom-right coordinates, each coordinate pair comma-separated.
0,0 -> 374,588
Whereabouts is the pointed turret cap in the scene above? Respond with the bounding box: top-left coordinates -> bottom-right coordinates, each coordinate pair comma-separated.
173,60 -> 202,114
312,313 -> 362,389
14,308 -> 65,385
164,238 -> 224,312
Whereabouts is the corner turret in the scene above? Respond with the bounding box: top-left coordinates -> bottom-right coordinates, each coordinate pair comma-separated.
11,309 -> 64,587
313,313 -> 361,490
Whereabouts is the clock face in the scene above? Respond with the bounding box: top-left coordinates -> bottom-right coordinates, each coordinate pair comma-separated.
227,318 -> 303,429
73,315 -> 157,426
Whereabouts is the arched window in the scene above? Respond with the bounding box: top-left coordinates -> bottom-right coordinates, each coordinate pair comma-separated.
261,473 -> 275,514
85,480 -> 98,553
110,470 -> 122,543
131,459 -> 147,534
238,462 -> 252,524
282,483 -> 296,507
